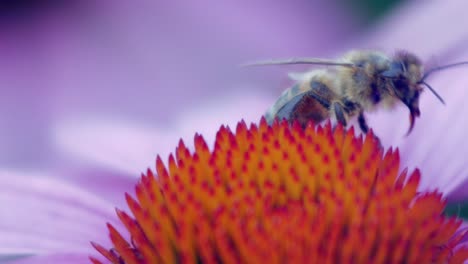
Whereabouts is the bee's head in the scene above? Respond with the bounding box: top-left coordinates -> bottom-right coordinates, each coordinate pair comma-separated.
382,51 -> 425,134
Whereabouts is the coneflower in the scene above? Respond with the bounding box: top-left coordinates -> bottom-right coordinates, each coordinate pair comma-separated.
90,119 -> 468,263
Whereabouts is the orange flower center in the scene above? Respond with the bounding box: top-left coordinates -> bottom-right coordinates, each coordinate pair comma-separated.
90,119 -> 468,264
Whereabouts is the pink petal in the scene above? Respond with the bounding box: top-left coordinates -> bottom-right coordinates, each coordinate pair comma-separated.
5,253 -> 89,264
52,117 -> 179,176
360,1 -> 468,57
448,178 -> 468,202
55,167 -> 138,209
53,94 -> 274,176
174,92 -> 274,148
0,170 -> 123,255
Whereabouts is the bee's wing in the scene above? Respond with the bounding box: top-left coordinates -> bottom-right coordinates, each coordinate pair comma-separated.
241,58 -> 356,68
287,72 -> 309,81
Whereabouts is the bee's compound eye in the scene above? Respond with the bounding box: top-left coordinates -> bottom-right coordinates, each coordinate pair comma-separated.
381,62 -> 404,78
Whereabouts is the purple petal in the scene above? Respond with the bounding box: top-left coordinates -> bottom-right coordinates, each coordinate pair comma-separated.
360,1 -> 468,57
52,117 -> 180,176
174,92 -> 273,148
55,167 -> 138,209
462,222 -> 468,244
53,94 -> 273,176
449,178 -> 468,202
5,253 -> 89,264
0,170 -> 124,255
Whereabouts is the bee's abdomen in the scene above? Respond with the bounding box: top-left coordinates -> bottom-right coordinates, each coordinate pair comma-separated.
267,83 -> 332,128
286,90 -> 330,127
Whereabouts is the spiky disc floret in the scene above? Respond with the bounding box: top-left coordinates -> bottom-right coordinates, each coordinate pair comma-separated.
91,119 -> 468,264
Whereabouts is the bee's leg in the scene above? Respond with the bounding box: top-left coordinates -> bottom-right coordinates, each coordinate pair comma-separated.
358,112 -> 369,134
332,102 -> 347,127
358,111 -> 383,148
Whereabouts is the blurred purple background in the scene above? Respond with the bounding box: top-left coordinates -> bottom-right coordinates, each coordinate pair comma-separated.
0,0 -> 364,170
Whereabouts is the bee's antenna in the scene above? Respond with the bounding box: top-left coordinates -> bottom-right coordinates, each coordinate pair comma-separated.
241,58 -> 355,68
421,61 -> 468,81
418,61 -> 468,105
420,81 -> 446,105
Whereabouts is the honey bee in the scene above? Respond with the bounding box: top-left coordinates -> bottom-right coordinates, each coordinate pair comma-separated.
245,50 -> 468,134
